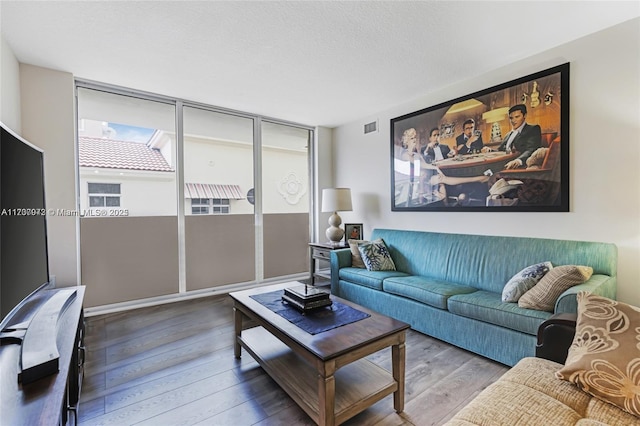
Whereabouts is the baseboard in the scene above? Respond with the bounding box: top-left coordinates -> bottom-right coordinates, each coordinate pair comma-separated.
84,273 -> 308,317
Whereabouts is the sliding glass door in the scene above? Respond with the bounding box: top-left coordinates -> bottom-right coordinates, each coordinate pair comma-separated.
183,107 -> 256,290
77,83 -> 313,307
261,121 -> 310,279
77,87 -> 179,307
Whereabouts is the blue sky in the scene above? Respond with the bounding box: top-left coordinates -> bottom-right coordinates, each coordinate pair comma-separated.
109,123 -> 155,143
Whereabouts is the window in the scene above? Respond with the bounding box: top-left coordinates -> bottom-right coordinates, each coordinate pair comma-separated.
77,88 -> 177,217
88,183 -> 121,207
77,81 -> 312,301
191,198 -> 209,214
191,198 -> 230,215
212,198 -> 230,214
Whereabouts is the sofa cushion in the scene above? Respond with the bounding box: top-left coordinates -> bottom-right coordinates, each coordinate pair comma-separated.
448,291 -> 551,335
446,357 -> 586,425
556,292 -> 640,418
501,261 -> 553,302
358,238 -> 396,271
338,267 -> 408,291
347,239 -> 366,268
382,276 -> 477,310
519,265 -> 594,312
445,357 -> 638,425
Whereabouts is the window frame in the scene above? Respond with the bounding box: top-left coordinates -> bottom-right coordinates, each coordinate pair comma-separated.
191,197 -> 230,215
88,182 -> 121,208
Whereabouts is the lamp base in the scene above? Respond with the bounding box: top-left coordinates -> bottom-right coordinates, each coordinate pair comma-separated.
326,212 -> 344,244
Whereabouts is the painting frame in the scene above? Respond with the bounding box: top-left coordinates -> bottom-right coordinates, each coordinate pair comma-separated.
344,223 -> 363,241
390,63 -> 569,212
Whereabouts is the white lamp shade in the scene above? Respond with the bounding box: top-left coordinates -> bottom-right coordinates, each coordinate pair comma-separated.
321,188 -> 352,212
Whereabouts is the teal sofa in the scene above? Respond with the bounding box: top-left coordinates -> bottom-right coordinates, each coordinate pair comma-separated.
330,229 -> 617,366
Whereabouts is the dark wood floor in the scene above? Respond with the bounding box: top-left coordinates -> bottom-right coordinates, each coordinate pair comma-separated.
78,291 -> 508,426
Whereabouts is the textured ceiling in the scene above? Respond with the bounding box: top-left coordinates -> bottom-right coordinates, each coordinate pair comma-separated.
1,1 -> 638,127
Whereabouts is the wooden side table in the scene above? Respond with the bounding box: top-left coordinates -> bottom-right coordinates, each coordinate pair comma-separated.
309,242 -> 349,285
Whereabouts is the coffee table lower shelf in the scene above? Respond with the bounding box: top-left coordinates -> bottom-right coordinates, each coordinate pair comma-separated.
238,326 -> 398,425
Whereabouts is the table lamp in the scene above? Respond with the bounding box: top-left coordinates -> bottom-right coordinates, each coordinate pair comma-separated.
321,188 -> 352,245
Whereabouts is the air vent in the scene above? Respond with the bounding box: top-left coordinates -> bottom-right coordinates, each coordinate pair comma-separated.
364,120 -> 378,134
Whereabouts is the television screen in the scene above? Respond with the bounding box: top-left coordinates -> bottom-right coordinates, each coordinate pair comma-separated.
1,123 -> 50,322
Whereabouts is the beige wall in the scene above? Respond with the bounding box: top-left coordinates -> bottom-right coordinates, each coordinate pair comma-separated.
263,213 -> 309,279
19,64 -> 80,288
333,18 -> 640,306
185,214 -> 255,290
314,126 -> 335,241
1,52 -> 77,293
80,216 -> 179,306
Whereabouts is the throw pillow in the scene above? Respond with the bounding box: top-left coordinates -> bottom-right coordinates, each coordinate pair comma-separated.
347,239 -> 367,268
357,238 -> 396,271
518,265 -> 593,312
556,292 -> 640,418
501,261 -> 553,303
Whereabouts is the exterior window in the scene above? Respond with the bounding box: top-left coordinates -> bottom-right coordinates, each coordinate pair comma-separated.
212,198 -> 230,214
191,198 -> 210,215
88,183 -> 121,207
191,198 -> 230,214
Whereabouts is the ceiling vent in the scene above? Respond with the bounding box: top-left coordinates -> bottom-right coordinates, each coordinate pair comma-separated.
364,120 -> 378,135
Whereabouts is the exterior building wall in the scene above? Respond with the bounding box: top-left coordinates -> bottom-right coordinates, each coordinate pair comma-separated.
79,136 -> 308,217
79,169 -> 177,216
183,137 -> 254,215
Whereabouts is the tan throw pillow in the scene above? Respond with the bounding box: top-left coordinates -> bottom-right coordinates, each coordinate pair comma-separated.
518,265 -> 593,312
556,292 -> 640,418
347,239 -> 367,268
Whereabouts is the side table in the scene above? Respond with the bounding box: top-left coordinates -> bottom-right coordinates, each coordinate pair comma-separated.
309,241 -> 349,285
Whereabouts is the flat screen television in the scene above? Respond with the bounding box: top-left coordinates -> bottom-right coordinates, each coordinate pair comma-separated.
0,121 -> 51,329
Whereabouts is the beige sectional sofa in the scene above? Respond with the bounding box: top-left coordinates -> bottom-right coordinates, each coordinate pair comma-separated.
445,357 -> 638,425
446,293 -> 640,425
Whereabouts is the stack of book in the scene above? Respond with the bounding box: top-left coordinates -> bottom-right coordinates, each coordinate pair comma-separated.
282,284 -> 332,312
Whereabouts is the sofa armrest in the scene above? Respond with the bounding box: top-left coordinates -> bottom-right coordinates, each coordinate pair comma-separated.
330,248 -> 352,295
555,275 -> 617,314
535,312 -> 577,364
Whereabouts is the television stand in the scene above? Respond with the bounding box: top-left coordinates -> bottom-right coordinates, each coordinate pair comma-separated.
0,286 -> 85,425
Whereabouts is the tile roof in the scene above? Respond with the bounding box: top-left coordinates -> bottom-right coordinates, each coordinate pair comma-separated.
79,137 -> 173,172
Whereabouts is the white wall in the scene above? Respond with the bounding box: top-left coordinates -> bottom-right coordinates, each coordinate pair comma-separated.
6,21 -> 638,305
262,147 -> 309,214
184,137 -> 309,214
79,169 -> 178,216
0,34 -> 21,132
333,18 -> 640,307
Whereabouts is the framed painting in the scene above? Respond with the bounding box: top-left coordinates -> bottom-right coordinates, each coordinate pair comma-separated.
344,223 -> 363,241
390,63 -> 569,212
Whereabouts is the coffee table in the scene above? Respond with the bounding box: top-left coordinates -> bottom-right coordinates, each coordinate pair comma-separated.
230,283 -> 410,426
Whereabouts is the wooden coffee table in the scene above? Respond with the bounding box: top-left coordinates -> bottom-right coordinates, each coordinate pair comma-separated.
230,283 -> 409,426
